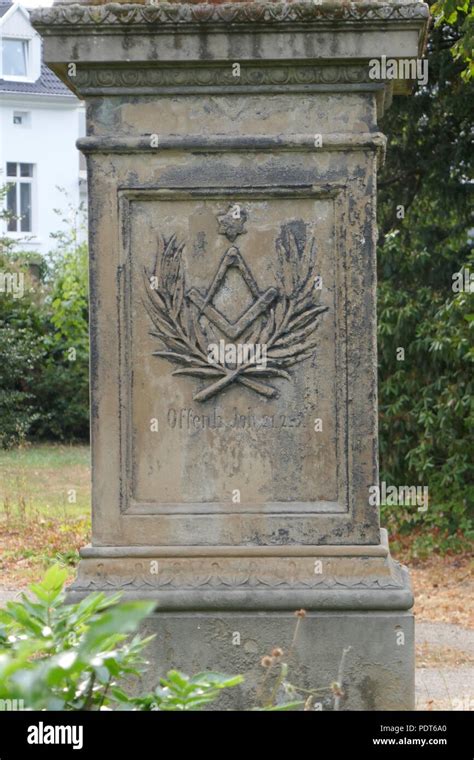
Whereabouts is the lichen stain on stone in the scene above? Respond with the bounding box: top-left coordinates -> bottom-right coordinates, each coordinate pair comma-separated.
358,674 -> 378,711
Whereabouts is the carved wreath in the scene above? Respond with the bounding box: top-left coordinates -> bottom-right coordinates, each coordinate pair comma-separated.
143,230 -> 328,402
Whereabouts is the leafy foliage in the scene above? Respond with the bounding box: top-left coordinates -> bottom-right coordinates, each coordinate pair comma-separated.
377,4 -> 474,552
0,220 -> 89,446
0,566 -> 244,711
33,241 -> 89,440
432,0 -> 474,80
114,670 -> 244,711
0,254 -> 47,447
0,565 -> 155,710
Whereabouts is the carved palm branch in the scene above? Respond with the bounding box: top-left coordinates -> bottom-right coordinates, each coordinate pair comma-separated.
144,231 -> 328,401
144,236 -> 279,400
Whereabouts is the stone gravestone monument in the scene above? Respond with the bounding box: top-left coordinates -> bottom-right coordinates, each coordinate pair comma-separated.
33,0 -> 429,709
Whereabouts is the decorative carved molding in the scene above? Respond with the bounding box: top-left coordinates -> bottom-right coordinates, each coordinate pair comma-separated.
74,563 -> 406,591
74,575 -> 406,590
75,63 -> 376,90
31,2 -> 430,28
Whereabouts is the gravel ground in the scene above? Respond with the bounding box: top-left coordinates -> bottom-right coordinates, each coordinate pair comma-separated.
416,667 -> 473,710
416,621 -> 474,655
415,622 -> 474,710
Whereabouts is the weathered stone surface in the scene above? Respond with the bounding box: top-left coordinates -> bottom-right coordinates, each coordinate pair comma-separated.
68,529 -> 413,610
137,610 -> 415,711
32,0 -> 429,709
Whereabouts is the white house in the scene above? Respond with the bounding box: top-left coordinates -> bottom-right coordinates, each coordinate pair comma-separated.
0,2 -> 86,255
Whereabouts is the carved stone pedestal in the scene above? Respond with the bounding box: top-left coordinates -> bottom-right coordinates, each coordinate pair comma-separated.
33,0 -> 429,710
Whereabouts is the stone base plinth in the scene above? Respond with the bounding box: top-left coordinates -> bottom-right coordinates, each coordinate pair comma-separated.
135,610 -> 414,711
66,530 -> 414,710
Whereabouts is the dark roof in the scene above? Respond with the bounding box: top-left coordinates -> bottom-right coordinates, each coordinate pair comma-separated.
0,62 -> 74,97
0,4 -> 12,19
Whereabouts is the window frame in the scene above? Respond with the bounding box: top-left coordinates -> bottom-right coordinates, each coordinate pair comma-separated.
13,111 -> 32,128
0,36 -> 32,82
5,162 -> 35,235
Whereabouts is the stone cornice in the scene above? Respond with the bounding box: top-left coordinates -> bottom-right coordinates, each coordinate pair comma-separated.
77,132 -> 387,153
31,1 -> 429,31
32,1 -> 430,108
77,133 -> 388,167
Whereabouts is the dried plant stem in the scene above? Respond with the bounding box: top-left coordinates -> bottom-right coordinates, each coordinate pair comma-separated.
334,646 -> 352,711
287,615 -> 304,664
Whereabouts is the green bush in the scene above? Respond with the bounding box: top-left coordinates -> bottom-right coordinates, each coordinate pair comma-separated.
377,7 -> 474,551
32,241 -> 90,441
0,325 -> 42,448
0,233 -> 89,446
0,254 -> 47,447
0,565 -> 242,711
0,566 -> 154,710
114,671 -> 244,712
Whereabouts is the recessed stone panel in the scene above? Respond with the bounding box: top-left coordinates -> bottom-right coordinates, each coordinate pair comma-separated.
123,192 -> 343,512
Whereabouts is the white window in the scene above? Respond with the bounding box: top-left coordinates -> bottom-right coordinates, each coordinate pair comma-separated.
6,163 -> 34,233
1,38 -> 29,78
13,111 -> 31,127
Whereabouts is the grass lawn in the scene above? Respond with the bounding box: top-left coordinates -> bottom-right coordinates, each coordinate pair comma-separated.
0,443 -> 90,516
0,443 -> 91,585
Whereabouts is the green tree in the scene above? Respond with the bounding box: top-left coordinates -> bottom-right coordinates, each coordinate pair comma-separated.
377,4 -> 473,553
432,0 -> 474,80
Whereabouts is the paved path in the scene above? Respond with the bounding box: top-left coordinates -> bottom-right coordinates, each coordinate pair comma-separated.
1,587 -> 472,710
416,621 -> 474,654
415,622 -> 474,710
